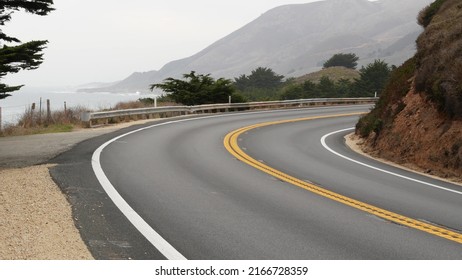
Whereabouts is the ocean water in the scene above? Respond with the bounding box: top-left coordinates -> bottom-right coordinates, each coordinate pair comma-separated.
0,87 -> 158,125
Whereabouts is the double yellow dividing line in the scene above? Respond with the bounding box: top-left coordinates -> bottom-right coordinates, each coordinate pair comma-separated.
224,112 -> 462,244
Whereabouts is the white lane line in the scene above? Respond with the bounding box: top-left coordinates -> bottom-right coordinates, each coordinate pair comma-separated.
321,128 -> 462,196
92,106 -> 369,260
92,121 -> 188,260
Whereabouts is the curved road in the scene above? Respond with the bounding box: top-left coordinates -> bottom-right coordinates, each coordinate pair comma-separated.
63,105 -> 462,259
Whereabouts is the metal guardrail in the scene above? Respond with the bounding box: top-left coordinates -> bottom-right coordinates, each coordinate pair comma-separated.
81,97 -> 377,127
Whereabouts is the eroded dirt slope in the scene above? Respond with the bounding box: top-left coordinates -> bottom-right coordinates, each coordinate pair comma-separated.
357,0 -> 462,179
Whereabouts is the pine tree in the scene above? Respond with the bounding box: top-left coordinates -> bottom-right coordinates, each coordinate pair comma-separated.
234,67 -> 285,90
354,60 -> 391,96
0,0 -> 54,99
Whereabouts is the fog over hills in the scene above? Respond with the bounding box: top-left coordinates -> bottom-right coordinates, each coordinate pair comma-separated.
82,0 -> 432,93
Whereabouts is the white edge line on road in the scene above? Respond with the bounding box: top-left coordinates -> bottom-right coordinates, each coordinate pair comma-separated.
321,128 -> 462,196
91,105 -> 369,260
92,121 -> 188,260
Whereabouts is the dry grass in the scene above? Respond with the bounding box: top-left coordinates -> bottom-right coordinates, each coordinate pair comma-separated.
356,0 -> 462,179
108,99 -> 179,111
417,0 -> 447,27
415,0 -> 462,117
110,100 -> 148,110
92,99 -> 181,125
0,98 -> 182,137
1,105 -> 89,137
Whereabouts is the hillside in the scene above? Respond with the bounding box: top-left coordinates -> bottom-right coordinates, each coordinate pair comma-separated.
356,0 -> 462,179
82,0 -> 432,93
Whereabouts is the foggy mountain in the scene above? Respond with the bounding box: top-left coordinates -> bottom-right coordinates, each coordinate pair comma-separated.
81,0 -> 432,93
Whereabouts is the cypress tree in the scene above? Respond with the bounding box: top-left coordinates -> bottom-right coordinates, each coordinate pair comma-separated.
0,0 -> 54,99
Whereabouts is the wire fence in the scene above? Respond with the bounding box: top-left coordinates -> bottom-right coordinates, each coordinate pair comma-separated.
0,91 -> 161,130
0,99 -> 82,132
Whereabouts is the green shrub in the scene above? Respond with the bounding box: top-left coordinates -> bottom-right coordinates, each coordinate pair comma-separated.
355,58 -> 416,138
356,112 -> 383,138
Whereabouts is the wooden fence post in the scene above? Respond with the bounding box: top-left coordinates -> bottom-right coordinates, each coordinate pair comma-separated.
39,97 -> 42,125
31,103 -> 36,127
46,99 -> 51,124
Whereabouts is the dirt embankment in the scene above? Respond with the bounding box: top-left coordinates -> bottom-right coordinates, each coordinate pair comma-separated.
356,0 -> 462,180
361,88 -> 462,182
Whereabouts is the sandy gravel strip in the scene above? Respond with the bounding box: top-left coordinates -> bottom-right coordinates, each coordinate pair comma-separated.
0,165 -> 93,259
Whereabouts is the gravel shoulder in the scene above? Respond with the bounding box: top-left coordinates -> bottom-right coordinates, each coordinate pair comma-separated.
0,165 -> 93,260
0,120 -> 155,260
0,120 -> 155,170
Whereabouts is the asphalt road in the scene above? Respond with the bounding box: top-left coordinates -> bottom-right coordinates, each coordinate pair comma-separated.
53,105 -> 462,259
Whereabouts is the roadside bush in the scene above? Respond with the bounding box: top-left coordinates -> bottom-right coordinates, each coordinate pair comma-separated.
356,58 -> 416,138
356,112 -> 383,138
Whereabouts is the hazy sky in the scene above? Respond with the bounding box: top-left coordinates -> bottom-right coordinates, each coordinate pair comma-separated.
3,0 -> 327,88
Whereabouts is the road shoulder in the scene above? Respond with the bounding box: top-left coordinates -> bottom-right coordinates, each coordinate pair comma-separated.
0,119 -> 157,260
0,164 -> 93,259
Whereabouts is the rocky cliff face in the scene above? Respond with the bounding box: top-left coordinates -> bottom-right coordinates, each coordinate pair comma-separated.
82,0 -> 432,93
356,0 -> 462,180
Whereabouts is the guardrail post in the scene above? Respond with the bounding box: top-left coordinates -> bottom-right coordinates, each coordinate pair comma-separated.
81,111 -> 92,128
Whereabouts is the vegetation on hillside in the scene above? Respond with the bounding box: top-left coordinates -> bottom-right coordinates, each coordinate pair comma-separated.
280,77 -> 351,100
233,67 -> 286,101
294,66 -> 360,84
234,58 -> 391,102
356,58 -> 416,137
354,0 -> 462,180
357,0 -> 462,137
417,0 -> 447,27
152,57 -> 392,104
414,0 -> 462,117
279,60 -> 392,100
234,67 -> 285,91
